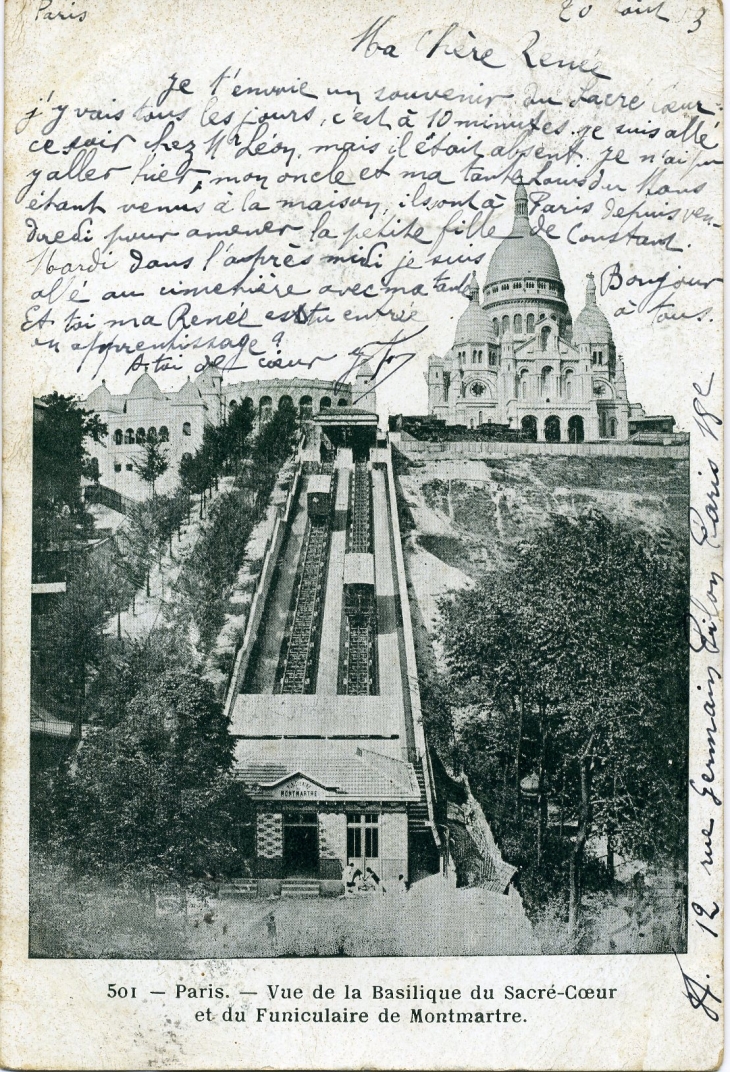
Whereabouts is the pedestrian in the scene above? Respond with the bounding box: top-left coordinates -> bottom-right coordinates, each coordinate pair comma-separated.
342,862 -> 357,897
397,874 -> 408,895
266,912 -> 277,953
365,867 -> 385,895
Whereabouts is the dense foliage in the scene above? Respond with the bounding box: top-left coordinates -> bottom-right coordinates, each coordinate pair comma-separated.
32,397 -> 300,882
32,392 -> 107,553
436,513 -> 688,923
35,665 -> 251,880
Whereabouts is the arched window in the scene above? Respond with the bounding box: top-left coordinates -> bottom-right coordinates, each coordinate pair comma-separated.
113,429 -> 123,445
540,325 -> 551,351
469,418 -> 475,429
300,395 -> 313,418
319,396 -> 331,410
521,415 -> 537,441
229,398 -> 237,409
513,314 -> 522,334
609,418 -> 618,438
544,415 -> 561,443
568,415 -> 584,443
278,394 -> 294,411
526,313 -> 535,333
125,428 -> 134,444
259,396 -> 272,419
478,411 -> 483,425
159,426 -> 169,442
338,397 -> 348,406
478,350 -> 483,363
563,371 -> 573,401
182,422 -> 192,436
502,315 -> 510,334
147,427 -> 157,443
472,349 -> 477,364
492,318 -> 499,336
541,367 -> 552,396
521,371 -> 528,399
136,427 -> 146,444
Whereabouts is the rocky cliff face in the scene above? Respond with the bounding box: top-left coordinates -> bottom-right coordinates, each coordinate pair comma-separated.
394,446 -> 689,650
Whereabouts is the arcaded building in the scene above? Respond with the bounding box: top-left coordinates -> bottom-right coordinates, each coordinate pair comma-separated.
82,368 -> 353,500
427,184 -> 655,442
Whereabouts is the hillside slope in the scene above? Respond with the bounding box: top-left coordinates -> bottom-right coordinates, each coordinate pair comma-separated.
395,447 -> 689,658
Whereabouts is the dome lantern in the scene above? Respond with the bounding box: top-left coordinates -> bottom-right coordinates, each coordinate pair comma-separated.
484,182 -> 564,291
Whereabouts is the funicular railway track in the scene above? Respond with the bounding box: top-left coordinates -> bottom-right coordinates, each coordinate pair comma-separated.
277,466 -> 333,694
341,460 -> 378,695
348,461 -> 371,554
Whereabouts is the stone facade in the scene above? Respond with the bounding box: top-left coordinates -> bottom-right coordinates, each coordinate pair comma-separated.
379,811 -> 409,884
427,184 -> 650,443
318,811 -> 346,864
82,368 -> 352,501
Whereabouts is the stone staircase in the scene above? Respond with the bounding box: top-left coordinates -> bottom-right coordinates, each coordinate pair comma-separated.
281,879 -> 321,898
218,879 -> 257,898
408,759 -> 431,833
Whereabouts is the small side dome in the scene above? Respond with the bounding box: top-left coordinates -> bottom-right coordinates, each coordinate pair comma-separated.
454,273 -> 493,344
177,377 -> 202,403
573,273 -> 612,345
128,372 -> 165,400
85,380 -> 112,408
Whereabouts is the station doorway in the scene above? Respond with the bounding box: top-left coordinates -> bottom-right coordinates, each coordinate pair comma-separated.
283,813 -> 319,876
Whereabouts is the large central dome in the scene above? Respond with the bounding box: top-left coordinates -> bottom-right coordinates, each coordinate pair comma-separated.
485,185 -> 562,286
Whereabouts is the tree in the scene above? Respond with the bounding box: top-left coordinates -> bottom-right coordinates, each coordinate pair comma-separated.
133,438 -> 169,498
221,398 -> 255,476
438,514 -> 688,927
33,392 -> 107,554
32,551 -> 133,722
48,667 -> 250,880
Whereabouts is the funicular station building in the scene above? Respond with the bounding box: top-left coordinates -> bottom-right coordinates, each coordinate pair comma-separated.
226,382 -> 441,896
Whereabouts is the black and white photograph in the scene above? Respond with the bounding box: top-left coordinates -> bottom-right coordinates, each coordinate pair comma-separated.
30,181 -> 690,960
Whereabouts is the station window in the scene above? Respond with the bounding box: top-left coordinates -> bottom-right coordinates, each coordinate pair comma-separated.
513,281 -> 522,289
114,462 -> 122,472
525,280 -> 535,290
113,429 -> 123,445
538,281 -> 547,290
501,283 -> 510,291
347,813 -> 379,859
126,463 -> 133,471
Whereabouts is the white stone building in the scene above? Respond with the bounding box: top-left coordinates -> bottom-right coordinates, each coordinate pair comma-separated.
83,367 -> 353,500
427,183 -> 652,443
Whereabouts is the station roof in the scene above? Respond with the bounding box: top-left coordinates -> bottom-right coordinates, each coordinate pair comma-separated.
230,694 -> 401,739
232,738 -> 420,801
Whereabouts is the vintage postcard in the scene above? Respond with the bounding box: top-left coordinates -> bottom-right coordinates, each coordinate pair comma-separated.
0,0 -> 723,1067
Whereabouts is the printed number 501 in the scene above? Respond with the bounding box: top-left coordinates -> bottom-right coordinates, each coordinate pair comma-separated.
107,984 -> 137,998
